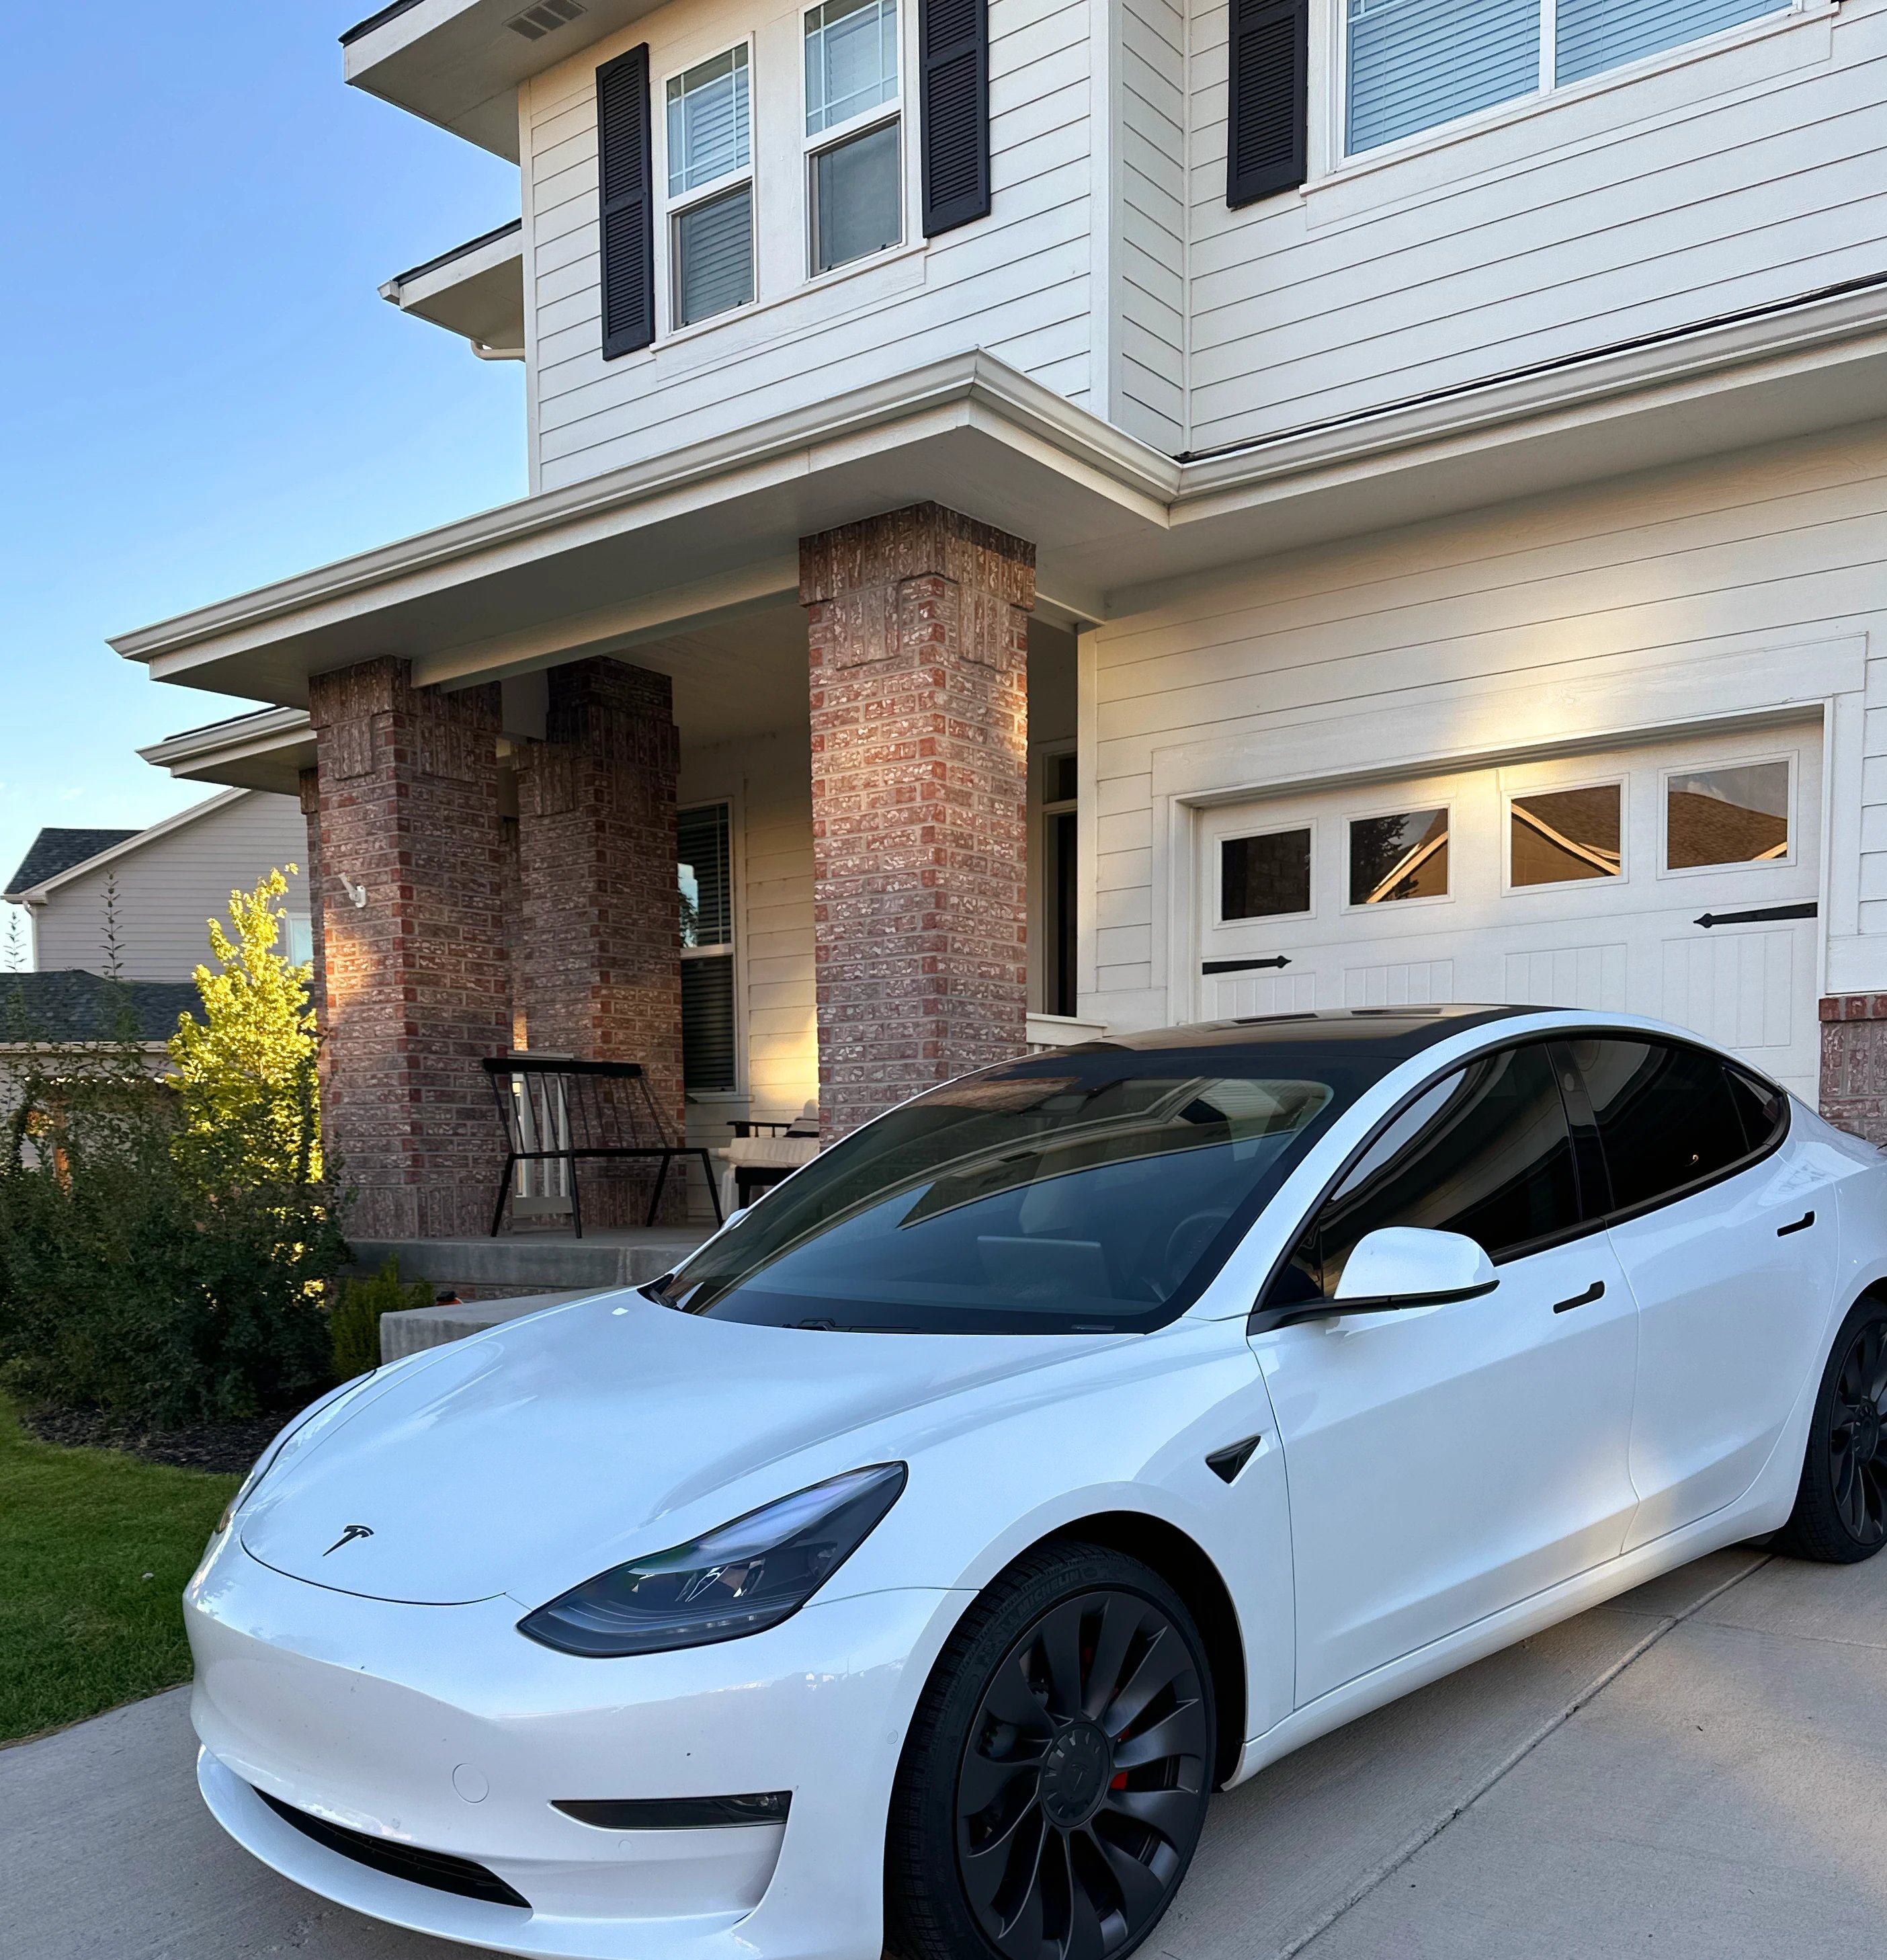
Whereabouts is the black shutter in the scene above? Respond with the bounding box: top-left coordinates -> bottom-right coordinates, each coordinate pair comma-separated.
920,0 -> 989,236
597,45 -> 655,356
1225,0 -> 1308,207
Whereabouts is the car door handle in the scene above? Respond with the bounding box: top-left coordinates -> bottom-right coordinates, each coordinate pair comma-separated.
1777,1211 -> 1815,1237
1553,1280 -> 1605,1314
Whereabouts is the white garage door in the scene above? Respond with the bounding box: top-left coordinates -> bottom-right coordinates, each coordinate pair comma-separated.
1196,724 -> 1822,1098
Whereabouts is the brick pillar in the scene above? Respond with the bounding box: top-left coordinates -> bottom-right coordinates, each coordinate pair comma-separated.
512,659 -> 683,1223
296,765 -> 325,1036
307,659 -> 511,1239
1820,995 -> 1887,1143
800,503 -> 1034,1139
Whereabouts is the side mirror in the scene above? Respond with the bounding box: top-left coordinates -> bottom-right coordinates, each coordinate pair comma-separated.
1271,1227 -> 1496,1329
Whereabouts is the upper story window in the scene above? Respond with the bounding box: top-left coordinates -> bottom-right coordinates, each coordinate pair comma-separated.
1345,0 -> 1790,156
804,0 -> 903,274
665,46 -> 754,327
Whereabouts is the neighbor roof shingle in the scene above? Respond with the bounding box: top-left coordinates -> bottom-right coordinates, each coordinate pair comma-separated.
3,829 -> 141,901
0,971 -> 198,1046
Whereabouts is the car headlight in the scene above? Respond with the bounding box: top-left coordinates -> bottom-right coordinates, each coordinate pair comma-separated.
517,1462 -> 908,1658
214,1374 -> 379,1535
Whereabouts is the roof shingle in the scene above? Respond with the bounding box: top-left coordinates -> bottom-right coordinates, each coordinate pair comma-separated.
4,828 -> 140,901
0,971 -> 198,1046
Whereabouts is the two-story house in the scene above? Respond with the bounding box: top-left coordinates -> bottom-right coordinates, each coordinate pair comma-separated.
122,0 -> 1887,1239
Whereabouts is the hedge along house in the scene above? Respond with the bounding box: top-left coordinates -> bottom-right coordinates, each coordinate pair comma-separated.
125,0 -> 1887,1250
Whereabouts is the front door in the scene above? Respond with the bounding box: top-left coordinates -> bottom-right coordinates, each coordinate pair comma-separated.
1252,1041 -> 1639,1705
1198,725 -> 1821,1099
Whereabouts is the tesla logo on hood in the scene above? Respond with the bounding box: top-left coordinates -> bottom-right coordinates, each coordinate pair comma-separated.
323,1524 -> 375,1556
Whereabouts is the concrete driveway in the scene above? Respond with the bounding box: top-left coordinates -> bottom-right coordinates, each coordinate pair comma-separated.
6,1545 -> 1884,1959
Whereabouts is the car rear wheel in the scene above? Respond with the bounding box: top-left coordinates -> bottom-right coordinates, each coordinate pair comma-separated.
1774,1295 -> 1887,1563
886,1543 -> 1215,1960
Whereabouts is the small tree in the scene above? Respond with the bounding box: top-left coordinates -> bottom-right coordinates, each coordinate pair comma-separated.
169,868 -> 321,1187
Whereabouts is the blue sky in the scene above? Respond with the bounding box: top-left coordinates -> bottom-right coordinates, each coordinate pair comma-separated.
0,3 -> 525,952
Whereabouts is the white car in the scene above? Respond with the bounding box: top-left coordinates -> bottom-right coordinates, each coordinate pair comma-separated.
187,1006 -> 1887,1960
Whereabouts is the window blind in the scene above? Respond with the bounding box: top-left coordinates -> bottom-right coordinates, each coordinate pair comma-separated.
1346,0 -> 1537,154
1555,0 -> 1784,85
675,186 -> 753,326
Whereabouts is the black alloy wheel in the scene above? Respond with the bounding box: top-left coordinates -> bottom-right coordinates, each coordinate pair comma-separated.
1775,1297 -> 1887,1563
887,1545 -> 1215,1960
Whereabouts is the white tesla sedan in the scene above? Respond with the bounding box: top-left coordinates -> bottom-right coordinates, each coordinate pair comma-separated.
187,1006 -> 1887,1960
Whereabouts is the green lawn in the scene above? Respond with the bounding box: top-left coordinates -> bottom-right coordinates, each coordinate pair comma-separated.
0,1395 -> 238,1745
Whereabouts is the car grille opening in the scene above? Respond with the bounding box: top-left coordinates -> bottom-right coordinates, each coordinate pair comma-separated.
553,1791 -> 791,1829
253,1787 -> 530,1910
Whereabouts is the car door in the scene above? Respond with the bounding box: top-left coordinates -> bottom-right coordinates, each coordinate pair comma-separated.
1566,1036 -> 1841,1549
1252,1039 -> 1639,1705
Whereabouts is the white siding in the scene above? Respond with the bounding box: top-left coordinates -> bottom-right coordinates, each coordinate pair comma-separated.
32,794 -> 310,985
526,0 -> 1098,491
1182,3 -> 1887,454
1116,0 -> 1187,451
1081,421 -> 1887,1028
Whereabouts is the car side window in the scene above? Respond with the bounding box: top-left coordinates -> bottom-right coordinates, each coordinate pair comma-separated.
1566,1038 -> 1754,1214
1268,1042 -> 1583,1304
1725,1064 -> 1788,1155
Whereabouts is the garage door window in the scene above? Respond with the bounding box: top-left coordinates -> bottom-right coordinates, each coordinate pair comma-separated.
1510,784 -> 1622,887
1568,1038 -> 1768,1214
1271,1041 -> 1583,1301
1665,761 -> 1789,869
1222,828 -> 1312,920
1349,807 -> 1449,905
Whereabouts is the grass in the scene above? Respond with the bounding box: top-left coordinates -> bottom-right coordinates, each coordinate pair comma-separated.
0,1393 -> 238,1746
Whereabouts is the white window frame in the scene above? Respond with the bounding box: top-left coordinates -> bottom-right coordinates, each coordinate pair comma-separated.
1325,0 -> 1807,173
1214,821 -> 1318,928
658,37 -> 759,337
1656,751 -> 1798,882
1502,776 -> 1628,895
1341,800 -> 1456,913
800,0 -> 907,283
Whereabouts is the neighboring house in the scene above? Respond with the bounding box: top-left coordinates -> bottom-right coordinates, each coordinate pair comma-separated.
0,970 -> 198,1067
3,790 -> 311,981
118,0 -> 1887,1240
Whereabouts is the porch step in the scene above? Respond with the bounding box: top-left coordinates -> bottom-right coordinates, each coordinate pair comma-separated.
379,1290 -> 597,1364
347,1229 -> 708,1297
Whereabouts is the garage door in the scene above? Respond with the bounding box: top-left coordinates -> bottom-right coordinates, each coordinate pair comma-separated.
1196,723 -> 1821,1098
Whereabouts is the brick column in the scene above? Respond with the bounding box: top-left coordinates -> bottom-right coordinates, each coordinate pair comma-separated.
512,659 -> 683,1223
306,659 -> 511,1239
800,503 -> 1034,1139
1820,995 -> 1887,1143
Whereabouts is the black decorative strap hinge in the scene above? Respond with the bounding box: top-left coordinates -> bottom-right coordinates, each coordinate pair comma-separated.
1203,955 -> 1292,975
1693,902 -> 1817,929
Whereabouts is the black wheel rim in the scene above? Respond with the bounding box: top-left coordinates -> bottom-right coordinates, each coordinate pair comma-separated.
1831,1319 -> 1887,1547
954,1589 -> 1210,1960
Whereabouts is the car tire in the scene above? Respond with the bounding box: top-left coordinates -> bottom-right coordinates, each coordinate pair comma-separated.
1773,1295 -> 1887,1563
885,1542 -> 1216,1960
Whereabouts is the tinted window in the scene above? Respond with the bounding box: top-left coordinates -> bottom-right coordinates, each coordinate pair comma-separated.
651,1049 -> 1388,1333
1568,1038 -> 1753,1213
1272,1043 -> 1582,1303
1726,1065 -> 1788,1153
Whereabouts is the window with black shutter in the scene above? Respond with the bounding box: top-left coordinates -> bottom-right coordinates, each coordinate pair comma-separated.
919,0 -> 989,235
1226,0 -> 1308,207
597,45 -> 655,356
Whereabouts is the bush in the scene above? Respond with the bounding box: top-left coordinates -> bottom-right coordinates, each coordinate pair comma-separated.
0,870 -> 351,1428
329,1259 -> 433,1381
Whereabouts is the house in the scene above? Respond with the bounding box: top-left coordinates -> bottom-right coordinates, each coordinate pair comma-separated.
3,790 -> 311,983
120,0 -> 1887,1245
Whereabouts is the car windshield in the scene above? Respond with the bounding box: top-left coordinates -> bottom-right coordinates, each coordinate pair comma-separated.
648,1047 -> 1380,1333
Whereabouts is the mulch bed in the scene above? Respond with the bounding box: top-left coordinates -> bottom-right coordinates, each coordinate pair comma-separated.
19,1403 -> 304,1475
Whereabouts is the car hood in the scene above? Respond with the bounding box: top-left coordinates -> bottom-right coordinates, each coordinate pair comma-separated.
238,1292 -> 1122,1606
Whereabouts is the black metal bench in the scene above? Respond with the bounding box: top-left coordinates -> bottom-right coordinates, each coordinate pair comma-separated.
483,1055 -> 722,1238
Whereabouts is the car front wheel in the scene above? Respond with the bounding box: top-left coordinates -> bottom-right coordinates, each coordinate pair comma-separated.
1775,1295 -> 1887,1563
886,1543 -> 1216,1960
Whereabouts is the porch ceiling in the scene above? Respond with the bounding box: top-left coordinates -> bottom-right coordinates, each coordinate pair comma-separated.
113,280 -> 1887,721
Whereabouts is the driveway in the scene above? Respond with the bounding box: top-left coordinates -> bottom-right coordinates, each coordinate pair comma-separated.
6,1545 -> 1884,1959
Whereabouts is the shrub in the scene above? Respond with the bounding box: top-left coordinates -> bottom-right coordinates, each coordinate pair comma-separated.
329,1259 -> 433,1381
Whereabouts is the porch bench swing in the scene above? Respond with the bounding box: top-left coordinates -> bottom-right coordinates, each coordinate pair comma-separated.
483,1055 -> 722,1238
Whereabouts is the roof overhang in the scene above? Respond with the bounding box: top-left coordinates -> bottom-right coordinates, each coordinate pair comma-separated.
342,0 -> 665,161
382,220 -> 524,355
114,278 -> 1887,723
139,712 -> 318,799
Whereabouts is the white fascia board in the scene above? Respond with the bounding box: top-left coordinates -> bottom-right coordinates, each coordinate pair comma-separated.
11,789 -> 253,905
111,284 -> 1887,710
381,224 -> 524,352
139,709 -> 317,796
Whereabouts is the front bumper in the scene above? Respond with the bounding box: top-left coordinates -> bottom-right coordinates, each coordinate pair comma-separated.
187,1538 -> 966,1960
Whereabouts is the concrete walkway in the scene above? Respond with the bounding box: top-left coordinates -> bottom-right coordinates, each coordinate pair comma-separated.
5,1546 -> 1884,1959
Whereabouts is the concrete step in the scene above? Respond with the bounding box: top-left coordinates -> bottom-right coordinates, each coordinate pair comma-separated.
379,1290 -> 598,1362
347,1228 -> 708,1296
